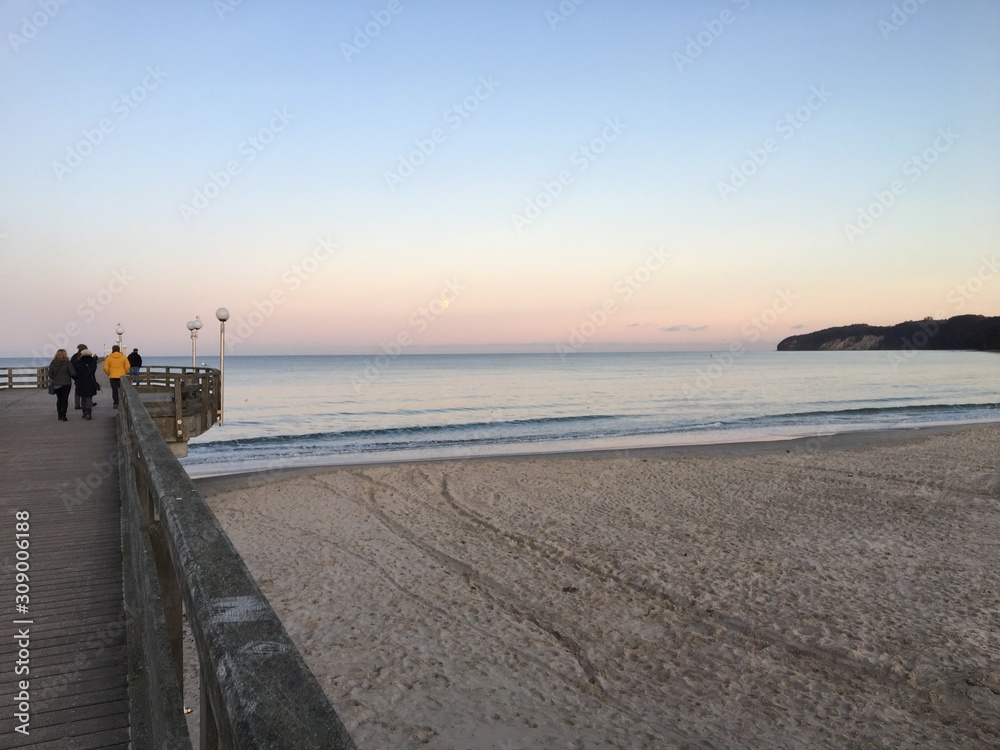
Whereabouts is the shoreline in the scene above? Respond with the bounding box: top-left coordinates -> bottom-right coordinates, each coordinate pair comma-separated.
191,419 -> 997,494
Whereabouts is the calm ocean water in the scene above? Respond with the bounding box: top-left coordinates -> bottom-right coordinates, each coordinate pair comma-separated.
6,351 -> 996,476
174,351 -> 999,476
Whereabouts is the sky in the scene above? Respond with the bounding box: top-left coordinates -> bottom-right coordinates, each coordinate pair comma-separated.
2,0 -> 998,358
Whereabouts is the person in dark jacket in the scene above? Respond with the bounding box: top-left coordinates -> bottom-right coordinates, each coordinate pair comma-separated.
70,343 -> 87,410
48,349 -> 76,421
74,349 -> 100,420
127,348 -> 143,385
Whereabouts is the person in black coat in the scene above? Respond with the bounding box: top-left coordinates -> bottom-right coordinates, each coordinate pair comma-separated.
70,343 -> 87,410
127,348 -> 143,385
74,349 -> 100,420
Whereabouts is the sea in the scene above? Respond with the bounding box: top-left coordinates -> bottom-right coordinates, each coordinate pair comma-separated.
6,351 -> 997,477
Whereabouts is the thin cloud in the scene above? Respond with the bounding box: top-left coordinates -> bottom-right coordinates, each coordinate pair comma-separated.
660,324 -> 708,333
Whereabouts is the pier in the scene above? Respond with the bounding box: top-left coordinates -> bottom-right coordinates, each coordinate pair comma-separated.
0,366 -> 356,749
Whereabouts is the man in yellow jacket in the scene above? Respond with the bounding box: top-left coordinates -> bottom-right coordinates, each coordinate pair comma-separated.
102,344 -> 130,409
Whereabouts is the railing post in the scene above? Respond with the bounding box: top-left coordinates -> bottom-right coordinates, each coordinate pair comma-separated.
204,371 -> 210,427
133,445 -> 152,522
174,377 -> 184,442
214,370 -> 221,426
196,373 -> 204,433
199,665 -> 220,750
150,511 -> 185,692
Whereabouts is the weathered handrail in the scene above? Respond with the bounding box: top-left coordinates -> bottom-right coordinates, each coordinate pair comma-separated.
0,365 -> 216,388
119,406 -> 193,749
2,365 -> 221,454
0,366 -> 50,389
118,378 -> 357,749
131,367 -> 221,452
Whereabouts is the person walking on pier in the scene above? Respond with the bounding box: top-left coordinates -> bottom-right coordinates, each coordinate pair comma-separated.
74,348 -> 100,420
103,344 -> 130,409
70,343 -> 87,410
48,348 -> 75,421
127,347 -> 143,385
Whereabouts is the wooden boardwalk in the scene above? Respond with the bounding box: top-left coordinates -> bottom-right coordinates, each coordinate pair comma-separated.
0,378 -> 130,748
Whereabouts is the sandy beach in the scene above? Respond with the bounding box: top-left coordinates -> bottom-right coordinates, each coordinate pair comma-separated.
190,424 -> 1000,749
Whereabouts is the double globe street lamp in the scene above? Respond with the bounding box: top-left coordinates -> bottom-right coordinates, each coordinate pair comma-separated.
187,309 -> 229,425
216,307 -> 229,426
186,317 -> 203,368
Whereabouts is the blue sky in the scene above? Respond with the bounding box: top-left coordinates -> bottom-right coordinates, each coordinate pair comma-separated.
2,0 -> 997,357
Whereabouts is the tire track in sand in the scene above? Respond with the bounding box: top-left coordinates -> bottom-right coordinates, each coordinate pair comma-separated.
329,473 -> 704,748
428,473 -> 987,727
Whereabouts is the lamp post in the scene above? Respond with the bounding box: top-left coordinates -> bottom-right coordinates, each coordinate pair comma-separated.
216,307 -> 229,426
186,317 -> 203,368
115,323 -> 124,351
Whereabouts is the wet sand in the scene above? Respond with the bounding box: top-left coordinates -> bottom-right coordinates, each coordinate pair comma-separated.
190,423 -> 1000,748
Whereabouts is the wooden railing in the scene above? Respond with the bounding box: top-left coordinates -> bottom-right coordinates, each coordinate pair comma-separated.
117,378 -> 357,749
2,366 -> 221,453
131,367 -> 221,451
0,366 -> 50,389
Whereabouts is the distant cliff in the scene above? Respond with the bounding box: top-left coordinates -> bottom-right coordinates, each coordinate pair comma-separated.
776,315 -> 1000,351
